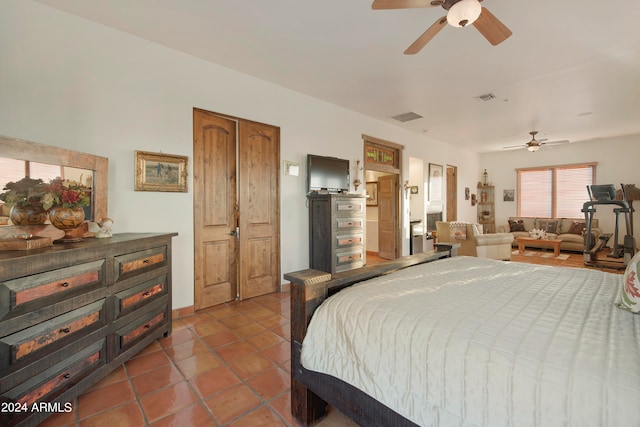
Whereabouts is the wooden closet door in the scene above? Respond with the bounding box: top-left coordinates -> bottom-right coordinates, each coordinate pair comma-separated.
193,110 -> 238,309
377,174 -> 397,260
237,120 -> 280,299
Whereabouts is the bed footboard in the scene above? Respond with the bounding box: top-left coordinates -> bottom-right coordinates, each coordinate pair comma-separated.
285,244 -> 458,426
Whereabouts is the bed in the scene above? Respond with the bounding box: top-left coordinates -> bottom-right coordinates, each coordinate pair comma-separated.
286,248 -> 640,427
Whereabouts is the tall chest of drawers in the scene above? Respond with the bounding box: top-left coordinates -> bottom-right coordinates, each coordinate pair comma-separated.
308,194 -> 366,274
0,233 -> 176,427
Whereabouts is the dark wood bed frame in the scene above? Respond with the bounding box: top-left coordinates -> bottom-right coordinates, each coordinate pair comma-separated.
285,244 -> 458,426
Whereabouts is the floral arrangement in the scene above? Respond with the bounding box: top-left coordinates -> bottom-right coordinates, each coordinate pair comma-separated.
529,228 -> 547,240
0,177 -> 46,207
42,177 -> 91,210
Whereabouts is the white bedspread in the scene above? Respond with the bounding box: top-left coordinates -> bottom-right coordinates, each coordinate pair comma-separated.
301,256 -> 640,427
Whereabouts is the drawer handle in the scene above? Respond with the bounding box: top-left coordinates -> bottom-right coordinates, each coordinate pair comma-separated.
60,327 -> 71,334
143,291 -> 151,297
143,259 -> 150,264
63,373 -> 71,379
143,324 -> 150,329
60,282 -> 70,288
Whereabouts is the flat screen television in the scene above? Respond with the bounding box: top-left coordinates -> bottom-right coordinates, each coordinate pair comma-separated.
307,154 -> 350,194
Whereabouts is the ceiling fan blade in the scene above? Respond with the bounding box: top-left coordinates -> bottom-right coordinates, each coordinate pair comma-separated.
541,140 -> 570,146
473,7 -> 512,46
372,0 -> 436,9
404,16 -> 447,54
502,145 -> 525,150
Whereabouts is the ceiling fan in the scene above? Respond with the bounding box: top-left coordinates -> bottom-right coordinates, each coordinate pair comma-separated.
372,0 -> 512,54
503,131 -> 571,152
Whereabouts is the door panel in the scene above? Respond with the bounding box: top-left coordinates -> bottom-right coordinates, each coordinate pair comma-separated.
193,111 -> 238,309
238,121 -> 280,299
447,166 -> 457,221
378,174 -> 397,260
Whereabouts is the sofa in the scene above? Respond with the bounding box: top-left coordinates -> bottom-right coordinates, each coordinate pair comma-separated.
436,221 -> 514,261
500,217 -> 602,252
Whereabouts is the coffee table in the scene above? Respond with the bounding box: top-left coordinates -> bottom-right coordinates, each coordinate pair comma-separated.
517,237 -> 562,257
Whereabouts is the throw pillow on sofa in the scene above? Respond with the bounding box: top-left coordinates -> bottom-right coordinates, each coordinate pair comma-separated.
538,219 -> 559,233
509,219 -> 526,232
568,221 -> 586,235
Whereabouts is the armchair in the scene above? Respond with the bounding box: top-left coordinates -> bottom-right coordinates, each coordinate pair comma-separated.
436,221 -> 514,260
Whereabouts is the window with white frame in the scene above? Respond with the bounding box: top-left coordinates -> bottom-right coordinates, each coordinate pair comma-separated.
517,163 -> 596,218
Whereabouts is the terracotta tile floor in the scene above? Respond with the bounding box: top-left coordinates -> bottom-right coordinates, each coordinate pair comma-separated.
40,292 -> 356,427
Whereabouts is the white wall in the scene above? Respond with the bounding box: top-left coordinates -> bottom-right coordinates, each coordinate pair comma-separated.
0,1 -> 480,309
480,134 -> 640,243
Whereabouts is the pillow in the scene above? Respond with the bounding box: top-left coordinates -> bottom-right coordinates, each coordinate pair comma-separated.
567,221 -> 586,235
508,219 -> 526,232
617,251 -> 640,313
538,219 -> 558,234
449,222 -> 467,240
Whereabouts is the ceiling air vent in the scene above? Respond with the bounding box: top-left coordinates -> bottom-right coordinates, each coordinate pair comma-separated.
476,93 -> 496,102
390,112 -> 423,123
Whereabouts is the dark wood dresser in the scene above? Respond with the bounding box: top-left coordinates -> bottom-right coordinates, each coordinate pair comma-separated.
308,194 -> 366,274
0,232 -> 176,426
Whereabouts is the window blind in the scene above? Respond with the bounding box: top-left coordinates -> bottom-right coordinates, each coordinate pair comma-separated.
518,163 -> 595,218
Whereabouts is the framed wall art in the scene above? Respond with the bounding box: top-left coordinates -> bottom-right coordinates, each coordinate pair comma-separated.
135,150 -> 188,192
366,181 -> 378,206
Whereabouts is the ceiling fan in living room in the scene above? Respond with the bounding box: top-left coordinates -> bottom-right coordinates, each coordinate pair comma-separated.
502,131 -> 571,152
372,0 -> 512,54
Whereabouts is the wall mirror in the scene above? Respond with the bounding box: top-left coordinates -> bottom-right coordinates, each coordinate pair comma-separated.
0,135 -> 108,226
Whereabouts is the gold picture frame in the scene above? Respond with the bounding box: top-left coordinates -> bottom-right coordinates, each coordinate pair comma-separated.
134,150 -> 188,192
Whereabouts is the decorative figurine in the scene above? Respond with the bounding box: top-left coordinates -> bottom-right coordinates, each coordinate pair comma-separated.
95,217 -> 114,238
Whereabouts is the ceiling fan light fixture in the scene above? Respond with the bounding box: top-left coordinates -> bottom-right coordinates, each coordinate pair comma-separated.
527,145 -> 540,152
446,0 -> 482,28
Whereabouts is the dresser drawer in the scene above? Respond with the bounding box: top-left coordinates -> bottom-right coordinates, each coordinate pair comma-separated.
335,233 -> 364,249
335,248 -> 364,271
115,304 -> 168,355
1,339 -> 105,426
114,246 -> 167,282
113,275 -> 168,319
0,300 -> 106,375
0,260 -> 105,321
335,218 -> 364,231
335,199 -> 365,215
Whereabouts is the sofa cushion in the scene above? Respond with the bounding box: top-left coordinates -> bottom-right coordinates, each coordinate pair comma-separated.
559,233 -> 584,244
538,219 -> 559,233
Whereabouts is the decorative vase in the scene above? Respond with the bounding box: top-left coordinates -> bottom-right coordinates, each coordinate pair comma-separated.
9,204 -> 48,225
48,206 -> 85,242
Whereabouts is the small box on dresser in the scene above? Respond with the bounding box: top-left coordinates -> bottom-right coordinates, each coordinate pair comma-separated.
0,232 -> 176,427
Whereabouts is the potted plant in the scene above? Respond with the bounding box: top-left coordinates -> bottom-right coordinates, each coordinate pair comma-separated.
0,177 -> 47,225
42,177 -> 91,241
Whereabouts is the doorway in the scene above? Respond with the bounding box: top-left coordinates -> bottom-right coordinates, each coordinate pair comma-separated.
193,108 -> 280,310
362,135 -> 403,260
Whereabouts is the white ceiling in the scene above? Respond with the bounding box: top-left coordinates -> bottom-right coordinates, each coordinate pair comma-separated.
35,0 -> 640,153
